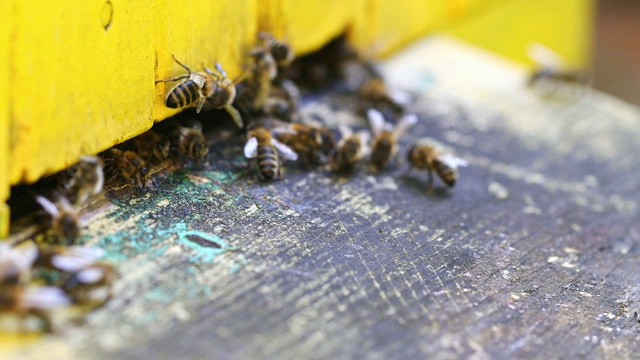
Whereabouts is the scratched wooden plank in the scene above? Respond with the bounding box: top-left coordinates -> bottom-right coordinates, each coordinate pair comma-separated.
3,36 -> 640,359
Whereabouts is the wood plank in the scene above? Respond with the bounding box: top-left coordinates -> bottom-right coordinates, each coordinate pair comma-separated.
3,36 -> 640,359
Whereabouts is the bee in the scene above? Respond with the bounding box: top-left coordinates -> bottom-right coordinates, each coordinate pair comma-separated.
170,120 -> 208,169
0,242 -> 38,285
35,194 -> 81,245
234,48 -> 278,119
258,32 -> 294,81
61,155 -> 104,205
367,109 -> 417,170
244,126 -> 298,180
102,148 -> 150,188
527,43 -> 590,91
124,131 -> 172,166
264,79 -> 301,121
405,138 -> 469,190
331,126 -> 370,172
202,62 -> 244,128
272,120 -> 335,165
34,244 -> 105,274
357,76 -> 412,116
61,262 -> 117,307
156,56 -> 244,127
0,285 -> 70,332
156,55 -> 210,113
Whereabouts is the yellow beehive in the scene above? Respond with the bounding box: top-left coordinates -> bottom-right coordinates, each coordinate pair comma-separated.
0,0 -> 593,237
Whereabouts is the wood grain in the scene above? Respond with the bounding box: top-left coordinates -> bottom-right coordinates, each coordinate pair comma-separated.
3,36 -> 640,360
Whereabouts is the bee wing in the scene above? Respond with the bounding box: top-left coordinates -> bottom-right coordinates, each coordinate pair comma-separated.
338,125 -> 353,139
393,114 -> 418,138
439,153 -> 469,169
22,286 -> 71,310
244,137 -> 259,158
367,109 -> 386,136
388,89 -> 413,106
50,246 -> 105,272
272,138 -> 299,161
35,195 -> 59,218
75,267 -> 106,284
527,43 -> 565,70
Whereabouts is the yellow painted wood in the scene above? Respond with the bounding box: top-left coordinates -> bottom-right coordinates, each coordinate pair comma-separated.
258,0 -> 368,56
444,0 -> 594,67
9,1 -> 156,184
0,0 -> 10,238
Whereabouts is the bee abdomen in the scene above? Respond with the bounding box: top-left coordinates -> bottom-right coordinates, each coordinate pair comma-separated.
166,80 -> 199,109
257,145 -> 279,179
433,159 -> 456,187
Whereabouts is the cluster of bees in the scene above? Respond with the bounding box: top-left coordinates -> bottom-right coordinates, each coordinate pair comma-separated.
153,32 -> 469,186
1,155 -> 114,332
1,33 -> 474,332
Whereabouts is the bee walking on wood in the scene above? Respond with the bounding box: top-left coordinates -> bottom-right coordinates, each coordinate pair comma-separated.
60,156 -> 104,206
156,55 -> 210,113
0,285 -> 71,333
170,120 -> 208,169
259,32 -> 294,82
124,131 -> 172,166
156,56 -> 244,127
405,138 -> 468,191
35,194 -> 81,245
331,126 -> 370,173
61,262 -> 117,307
202,62 -> 244,128
527,43 -> 590,93
244,127 -> 298,180
102,148 -> 152,189
367,109 -> 417,170
234,48 -> 278,121
272,120 -> 335,166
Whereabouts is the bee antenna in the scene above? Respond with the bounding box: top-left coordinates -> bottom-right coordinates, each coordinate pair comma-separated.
150,177 -> 161,192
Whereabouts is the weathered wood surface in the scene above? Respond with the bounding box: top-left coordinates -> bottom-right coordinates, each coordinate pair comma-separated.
3,36 -> 640,359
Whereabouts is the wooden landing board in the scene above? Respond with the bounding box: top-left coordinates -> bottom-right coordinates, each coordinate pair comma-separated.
3,36 -> 640,359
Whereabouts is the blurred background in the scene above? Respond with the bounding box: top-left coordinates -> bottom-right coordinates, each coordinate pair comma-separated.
594,0 -> 640,105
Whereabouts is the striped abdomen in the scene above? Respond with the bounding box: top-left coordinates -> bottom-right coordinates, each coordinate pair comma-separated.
432,158 -> 456,187
257,144 -> 279,180
371,137 -> 393,168
166,80 -> 200,109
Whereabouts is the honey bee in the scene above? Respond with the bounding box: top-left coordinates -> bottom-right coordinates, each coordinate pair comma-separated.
0,242 -> 38,285
0,285 -> 71,332
102,148 -> 151,188
405,138 -> 469,190
170,121 -> 208,169
234,48 -> 278,119
527,43 -> 590,91
331,126 -> 370,172
124,131 -> 172,166
273,120 -> 335,165
62,155 -> 104,205
61,262 -> 117,307
35,194 -> 81,245
258,32 -> 294,81
244,126 -> 298,180
34,244 -> 105,274
264,79 -> 301,121
156,55 -> 210,113
367,109 -> 417,170
202,62 -> 244,128
156,56 -> 244,127
357,76 -> 412,116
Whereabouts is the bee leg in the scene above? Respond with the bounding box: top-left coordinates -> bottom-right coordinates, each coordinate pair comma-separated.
224,104 -> 244,128
155,74 -> 190,84
426,169 -> 434,193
